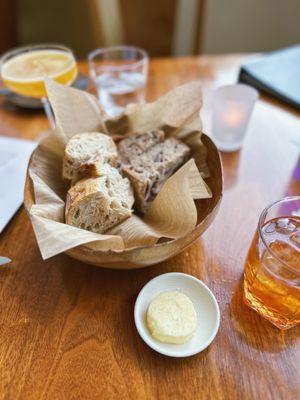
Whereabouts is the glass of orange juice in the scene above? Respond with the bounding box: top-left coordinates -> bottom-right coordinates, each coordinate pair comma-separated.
244,196 -> 300,329
0,44 -> 77,128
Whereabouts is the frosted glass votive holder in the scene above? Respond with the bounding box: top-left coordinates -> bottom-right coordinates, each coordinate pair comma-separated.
211,84 -> 258,152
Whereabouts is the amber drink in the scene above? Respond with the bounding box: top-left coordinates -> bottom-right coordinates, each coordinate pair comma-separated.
244,197 -> 300,329
0,46 -> 77,98
0,44 -> 77,128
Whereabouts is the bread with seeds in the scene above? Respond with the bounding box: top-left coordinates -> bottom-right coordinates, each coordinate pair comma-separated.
118,129 -> 165,163
63,132 -> 118,182
65,164 -> 134,233
118,133 -> 190,214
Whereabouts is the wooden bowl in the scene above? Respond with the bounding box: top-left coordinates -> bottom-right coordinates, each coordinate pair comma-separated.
24,134 -> 222,269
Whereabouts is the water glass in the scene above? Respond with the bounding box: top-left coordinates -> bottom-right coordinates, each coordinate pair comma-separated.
88,46 -> 148,116
212,84 -> 258,152
244,196 -> 300,329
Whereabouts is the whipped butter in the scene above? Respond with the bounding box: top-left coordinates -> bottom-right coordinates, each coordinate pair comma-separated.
146,290 -> 197,344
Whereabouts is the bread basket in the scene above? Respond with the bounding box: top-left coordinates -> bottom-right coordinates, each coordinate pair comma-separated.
24,132 -> 222,269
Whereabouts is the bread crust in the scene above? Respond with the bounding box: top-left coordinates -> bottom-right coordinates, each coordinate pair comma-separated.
122,166 -> 148,214
118,130 -> 165,164
119,135 -> 190,214
65,165 -> 134,233
63,132 -> 118,182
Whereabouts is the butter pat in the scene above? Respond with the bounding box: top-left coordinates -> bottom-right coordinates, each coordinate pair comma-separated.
146,291 -> 197,344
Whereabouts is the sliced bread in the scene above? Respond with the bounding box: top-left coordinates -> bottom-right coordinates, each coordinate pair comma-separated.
118,129 -> 165,164
120,136 -> 190,214
65,164 -> 134,233
63,132 -> 118,181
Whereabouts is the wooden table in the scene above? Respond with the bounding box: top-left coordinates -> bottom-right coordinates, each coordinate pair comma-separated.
0,56 -> 299,400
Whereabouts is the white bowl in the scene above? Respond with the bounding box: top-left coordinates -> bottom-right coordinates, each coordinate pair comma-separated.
134,272 -> 220,357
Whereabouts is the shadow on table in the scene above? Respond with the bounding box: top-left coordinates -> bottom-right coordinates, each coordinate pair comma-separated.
6,238 -> 218,377
229,276 -> 300,353
7,236 -> 205,330
58,239 -> 213,361
59,238 -> 208,301
220,150 -> 241,191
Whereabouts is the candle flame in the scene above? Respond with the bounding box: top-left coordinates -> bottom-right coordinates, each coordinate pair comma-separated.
223,108 -> 244,127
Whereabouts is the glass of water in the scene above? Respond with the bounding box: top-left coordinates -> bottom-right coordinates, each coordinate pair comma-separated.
88,46 -> 149,116
211,84 -> 258,152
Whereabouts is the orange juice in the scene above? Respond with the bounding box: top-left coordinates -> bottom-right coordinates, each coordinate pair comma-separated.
1,50 -> 77,98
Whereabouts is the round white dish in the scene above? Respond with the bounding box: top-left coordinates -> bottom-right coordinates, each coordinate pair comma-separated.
134,272 -> 220,357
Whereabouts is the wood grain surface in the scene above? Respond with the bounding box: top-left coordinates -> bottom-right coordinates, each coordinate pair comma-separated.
0,56 -> 299,400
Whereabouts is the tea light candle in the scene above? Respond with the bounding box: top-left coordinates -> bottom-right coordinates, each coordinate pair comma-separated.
211,84 -> 258,152
221,106 -> 244,127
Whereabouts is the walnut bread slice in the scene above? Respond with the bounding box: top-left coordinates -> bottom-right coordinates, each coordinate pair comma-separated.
65,164 -> 134,234
120,134 -> 191,214
63,132 -> 118,181
118,129 -> 165,164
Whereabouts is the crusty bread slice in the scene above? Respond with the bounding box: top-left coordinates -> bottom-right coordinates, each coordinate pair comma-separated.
118,129 -> 165,164
121,137 -> 190,214
63,132 -> 118,181
65,164 -> 134,233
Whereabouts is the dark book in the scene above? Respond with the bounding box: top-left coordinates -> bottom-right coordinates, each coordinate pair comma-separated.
239,45 -> 300,109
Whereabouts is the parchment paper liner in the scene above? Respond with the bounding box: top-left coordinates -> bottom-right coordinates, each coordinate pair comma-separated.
27,80 -> 212,260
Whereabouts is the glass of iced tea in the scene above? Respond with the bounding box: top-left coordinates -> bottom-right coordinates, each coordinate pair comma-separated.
244,196 -> 300,329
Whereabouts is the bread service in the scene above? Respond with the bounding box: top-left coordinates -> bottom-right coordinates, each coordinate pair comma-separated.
24,79 -> 223,269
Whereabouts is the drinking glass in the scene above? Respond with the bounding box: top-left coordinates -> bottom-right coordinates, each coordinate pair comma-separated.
212,84 -> 258,152
88,46 -> 148,117
244,196 -> 300,329
0,44 -> 78,129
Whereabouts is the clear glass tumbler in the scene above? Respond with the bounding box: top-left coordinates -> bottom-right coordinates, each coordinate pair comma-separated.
212,84 -> 258,152
244,196 -> 300,329
88,46 -> 149,116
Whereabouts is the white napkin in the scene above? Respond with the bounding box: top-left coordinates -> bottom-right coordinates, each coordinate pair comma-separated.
0,136 -> 37,233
